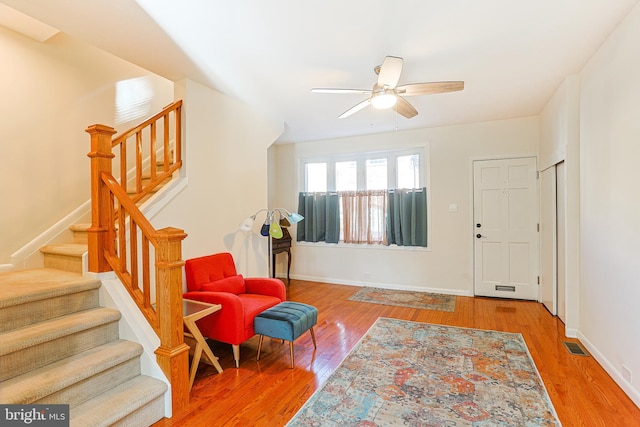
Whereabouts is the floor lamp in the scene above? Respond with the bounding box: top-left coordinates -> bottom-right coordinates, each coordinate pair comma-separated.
238,208 -> 303,277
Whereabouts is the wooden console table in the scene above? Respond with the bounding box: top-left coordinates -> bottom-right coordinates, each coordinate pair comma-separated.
271,228 -> 292,280
182,299 -> 223,390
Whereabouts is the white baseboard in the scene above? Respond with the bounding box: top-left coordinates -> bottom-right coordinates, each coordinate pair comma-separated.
577,331 -> 640,409
288,274 -> 473,297
564,327 -> 578,338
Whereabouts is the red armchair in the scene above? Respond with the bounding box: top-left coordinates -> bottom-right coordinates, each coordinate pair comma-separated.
183,252 -> 286,367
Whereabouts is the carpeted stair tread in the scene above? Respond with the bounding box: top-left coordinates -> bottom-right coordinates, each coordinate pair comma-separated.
39,243 -> 87,257
0,267 -> 167,423
0,268 -> 99,308
69,223 -> 90,232
69,224 -> 90,244
0,307 -> 120,356
70,375 -> 167,427
0,339 -> 143,405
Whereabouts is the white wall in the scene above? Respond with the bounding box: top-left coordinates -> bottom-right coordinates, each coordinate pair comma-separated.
150,79 -> 283,279
274,116 -> 539,294
578,3 -> 640,406
0,28 -> 173,264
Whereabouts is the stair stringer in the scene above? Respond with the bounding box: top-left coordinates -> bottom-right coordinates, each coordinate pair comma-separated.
92,271 -> 173,418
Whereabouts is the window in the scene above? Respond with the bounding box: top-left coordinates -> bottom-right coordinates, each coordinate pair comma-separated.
397,154 -> 419,189
305,162 -> 327,192
366,158 -> 387,190
336,161 -> 356,191
297,148 -> 428,247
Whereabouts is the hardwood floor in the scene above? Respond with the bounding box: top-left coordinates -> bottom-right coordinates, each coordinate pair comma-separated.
153,280 -> 640,426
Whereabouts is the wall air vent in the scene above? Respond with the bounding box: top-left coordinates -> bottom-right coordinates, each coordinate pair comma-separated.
563,341 -> 589,356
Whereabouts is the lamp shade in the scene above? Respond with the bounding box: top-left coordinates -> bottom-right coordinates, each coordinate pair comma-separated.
288,212 -> 304,224
269,220 -> 283,239
260,218 -> 270,236
279,217 -> 291,227
239,216 -> 254,231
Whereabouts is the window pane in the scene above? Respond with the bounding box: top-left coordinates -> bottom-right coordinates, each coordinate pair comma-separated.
366,158 -> 387,190
397,154 -> 419,189
336,161 -> 357,191
305,162 -> 327,192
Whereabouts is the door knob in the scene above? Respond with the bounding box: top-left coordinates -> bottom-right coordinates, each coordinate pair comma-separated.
476,223 -> 481,228
476,234 -> 482,238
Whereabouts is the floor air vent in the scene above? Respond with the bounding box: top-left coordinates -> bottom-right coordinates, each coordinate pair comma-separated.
563,341 -> 589,356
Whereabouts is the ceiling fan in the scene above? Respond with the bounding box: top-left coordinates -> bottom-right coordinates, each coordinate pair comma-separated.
311,56 -> 464,119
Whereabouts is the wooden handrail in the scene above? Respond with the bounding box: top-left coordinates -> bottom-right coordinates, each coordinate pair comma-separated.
86,100 -> 189,413
100,171 -> 161,328
111,100 -> 182,201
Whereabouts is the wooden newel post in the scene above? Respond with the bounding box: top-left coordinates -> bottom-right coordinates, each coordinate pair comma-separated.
154,227 -> 190,412
86,124 -> 117,273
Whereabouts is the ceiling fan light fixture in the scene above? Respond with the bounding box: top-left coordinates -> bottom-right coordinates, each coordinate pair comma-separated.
371,91 -> 397,109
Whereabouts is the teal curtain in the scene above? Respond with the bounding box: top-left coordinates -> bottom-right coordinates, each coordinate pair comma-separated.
297,192 -> 340,243
386,188 -> 428,247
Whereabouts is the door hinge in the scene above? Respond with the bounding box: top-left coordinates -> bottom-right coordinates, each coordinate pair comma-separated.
537,171 -> 540,179
537,276 -> 540,285
537,223 -> 540,232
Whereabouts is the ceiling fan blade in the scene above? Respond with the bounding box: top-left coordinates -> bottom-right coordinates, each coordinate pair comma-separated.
339,98 -> 372,118
396,81 -> 464,96
395,96 -> 418,119
377,56 -> 403,89
311,88 -> 372,94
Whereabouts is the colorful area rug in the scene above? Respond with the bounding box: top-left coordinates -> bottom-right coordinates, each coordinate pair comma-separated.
287,318 -> 561,426
348,287 -> 456,312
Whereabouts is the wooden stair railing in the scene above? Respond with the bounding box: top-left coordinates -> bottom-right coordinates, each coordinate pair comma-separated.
113,100 -> 182,202
85,100 -> 189,413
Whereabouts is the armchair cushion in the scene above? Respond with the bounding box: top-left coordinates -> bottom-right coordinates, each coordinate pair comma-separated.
201,274 -> 245,295
185,253 -> 239,292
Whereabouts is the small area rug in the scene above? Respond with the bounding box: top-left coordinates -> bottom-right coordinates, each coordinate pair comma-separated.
286,318 -> 561,426
348,287 -> 456,312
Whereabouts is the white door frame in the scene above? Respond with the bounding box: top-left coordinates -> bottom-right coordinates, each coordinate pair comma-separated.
471,155 -> 540,300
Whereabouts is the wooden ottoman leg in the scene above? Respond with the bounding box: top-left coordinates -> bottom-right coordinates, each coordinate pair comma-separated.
289,341 -> 295,369
257,335 -> 265,361
310,327 -> 317,349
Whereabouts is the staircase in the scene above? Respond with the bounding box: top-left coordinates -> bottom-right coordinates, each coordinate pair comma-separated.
0,165 -> 175,426
0,267 -> 168,426
0,100 -> 188,424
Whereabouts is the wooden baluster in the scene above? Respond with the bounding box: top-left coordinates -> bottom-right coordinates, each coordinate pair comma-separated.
136,131 -> 143,194
150,121 -> 157,180
175,103 -> 182,167
163,113 -> 170,173
154,226 -> 190,413
120,140 -> 127,194
86,124 -> 117,273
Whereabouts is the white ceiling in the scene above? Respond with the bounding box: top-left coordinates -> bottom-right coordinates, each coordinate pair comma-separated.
2,0 -> 638,143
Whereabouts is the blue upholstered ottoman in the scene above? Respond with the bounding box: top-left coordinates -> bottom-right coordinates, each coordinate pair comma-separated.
254,301 -> 318,368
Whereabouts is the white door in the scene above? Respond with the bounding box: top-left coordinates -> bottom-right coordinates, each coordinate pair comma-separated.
540,166 -> 557,313
473,157 -> 539,300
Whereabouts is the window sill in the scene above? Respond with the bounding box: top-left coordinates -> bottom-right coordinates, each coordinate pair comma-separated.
294,241 -> 430,252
